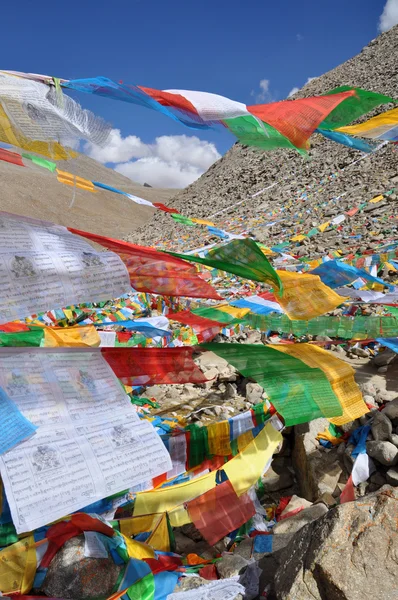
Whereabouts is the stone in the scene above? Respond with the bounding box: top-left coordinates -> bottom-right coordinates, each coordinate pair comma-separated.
371,411 -> 393,441
173,576 -> 212,593
382,398 -> 398,420
370,471 -> 387,486
216,553 -> 249,578
245,382 -> 264,405
274,487 -> 398,600
386,468 -> 398,486
245,330 -> 262,344
273,503 -> 328,535
376,388 -> 398,403
224,382 -> 237,399
41,535 -> 123,600
293,419 -> 342,501
373,348 -> 397,367
259,465 -> 295,493
280,495 -> 312,518
366,440 -> 398,466
390,433 -> 398,447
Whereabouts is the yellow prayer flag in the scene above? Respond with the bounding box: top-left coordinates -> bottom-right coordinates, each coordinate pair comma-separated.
290,234 -> 306,242
0,536 -> 36,595
191,218 -> 216,226
120,533 -> 155,560
44,325 -> 101,347
0,105 -> 77,160
275,270 -> 348,321
318,221 -> 330,232
215,304 -> 250,319
146,513 -> 170,552
223,422 -> 282,496
56,170 -> 97,192
237,430 -> 254,452
119,514 -> 160,539
336,107 -> 398,139
207,421 -> 231,456
369,195 -> 384,204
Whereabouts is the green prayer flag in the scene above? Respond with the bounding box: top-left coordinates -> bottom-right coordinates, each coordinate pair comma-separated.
171,214 -> 196,226
244,313 -> 398,340
224,115 -> 306,154
186,423 -> 210,468
127,572 -> 155,600
0,329 -> 44,347
22,153 -> 57,172
321,87 -> 396,130
168,238 -> 282,294
191,306 -> 245,325
201,343 -> 342,426
0,521 -> 18,547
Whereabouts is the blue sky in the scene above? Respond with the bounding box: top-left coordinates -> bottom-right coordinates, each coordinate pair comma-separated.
1,0 -> 396,187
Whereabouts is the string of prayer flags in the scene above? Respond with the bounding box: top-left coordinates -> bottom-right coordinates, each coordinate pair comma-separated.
92,182 -> 155,207
271,344 -> 368,425
68,227 -> 222,300
336,107 -> 398,142
133,421 -> 281,527
168,238 -> 283,292
56,170 -> 97,192
63,77 -> 365,153
320,86 -> 397,130
275,271 -> 347,320
0,147 -> 25,167
200,343 -> 343,425
310,260 -> 393,290
244,312 -> 398,340
102,347 -> 207,385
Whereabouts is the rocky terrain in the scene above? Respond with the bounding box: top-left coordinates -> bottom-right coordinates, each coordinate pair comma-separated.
132,25 -> 398,256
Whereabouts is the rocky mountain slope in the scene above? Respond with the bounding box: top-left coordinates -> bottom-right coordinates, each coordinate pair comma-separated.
0,153 -> 176,238
132,25 -> 398,254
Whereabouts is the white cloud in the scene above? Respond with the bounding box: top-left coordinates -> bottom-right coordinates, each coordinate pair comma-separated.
288,76 -> 318,97
115,158 -> 203,189
85,131 -> 221,188
250,79 -> 273,103
296,33 -> 304,41
378,0 -> 398,31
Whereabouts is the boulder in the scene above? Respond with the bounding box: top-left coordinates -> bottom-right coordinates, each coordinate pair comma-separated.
293,419 -> 342,501
274,486 -> 398,600
366,440 -> 398,466
273,503 -> 328,535
382,398 -> 398,421
216,553 -> 249,578
245,382 -> 264,405
371,411 -> 392,441
41,535 -> 123,600
386,467 -> 398,486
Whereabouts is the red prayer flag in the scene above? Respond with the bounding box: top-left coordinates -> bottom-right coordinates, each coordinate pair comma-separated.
68,228 -> 221,300
0,148 -> 25,167
186,479 -> 256,546
248,91 -> 356,149
346,207 -> 359,217
102,347 -> 207,385
153,203 -> 179,213
170,310 -> 224,342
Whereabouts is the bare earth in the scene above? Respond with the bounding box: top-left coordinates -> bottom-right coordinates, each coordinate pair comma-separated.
0,153 -> 176,239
